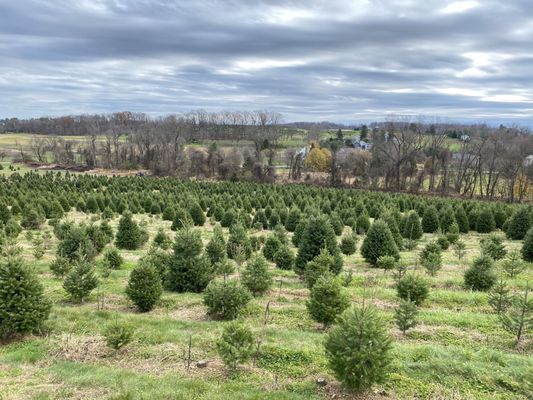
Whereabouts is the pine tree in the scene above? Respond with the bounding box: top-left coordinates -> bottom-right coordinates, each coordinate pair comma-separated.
464,255 -> 496,291
115,213 -> 143,250
166,228 -> 214,293
307,273 -> 350,327
189,202 -> 206,226
49,256 -> 72,278
394,298 -> 418,335
273,245 -> 294,270
262,234 -> 281,262
422,206 -> 440,233
396,274 -> 429,305
501,250 -> 526,278
506,207 -> 531,240
206,225 -> 227,266
402,211 -> 423,240
0,203 -> 11,224
476,208 -> 496,233
355,211 -> 370,234
480,234 -> 507,260
217,322 -> 255,370
292,219 -> 307,247
340,234 -> 357,255
126,263 -> 163,312
488,278 -> 512,314
304,247 -> 336,289
171,208 -> 192,230
63,260 -> 99,303
324,306 -> 392,392
521,227 -> 533,262
295,215 -> 341,276
439,206 -> 456,233
285,207 -> 301,232
226,223 -> 252,261
103,247 -> 123,270
455,206 -> 469,233
241,254 -> 272,297
381,211 -> 403,249
361,220 -> 399,265
0,254 -> 51,339
203,279 -> 252,320
500,283 -> 533,345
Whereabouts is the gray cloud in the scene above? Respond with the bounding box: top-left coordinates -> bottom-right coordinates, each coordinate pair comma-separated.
1,0 -> 533,124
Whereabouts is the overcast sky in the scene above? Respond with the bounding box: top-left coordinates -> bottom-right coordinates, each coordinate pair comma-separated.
1,0 -> 533,124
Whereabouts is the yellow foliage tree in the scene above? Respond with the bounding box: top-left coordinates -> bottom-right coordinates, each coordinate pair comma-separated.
305,142 -> 331,172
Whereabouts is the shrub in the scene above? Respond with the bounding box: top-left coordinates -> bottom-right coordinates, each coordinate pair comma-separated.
217,322 -> 255,370
241,255 -> 272,296
295,215 -> 341,276
115,213 -> 144,250
0,255 -> 51,339
103,319 -> 135,350
273,245 -> 294,270
103,247 -> 123,270
361,220 -> 399,265
480,234 -> 506,260
340,234 -> 357,255
324,306 -> 392,392
203,279 -> 252,320
396,274 -> 429,305
49,256 -> 72,278
126,263 -> 162,312
166,228 -> 214,293
63,260 -> 99,303
464,255 -> 497,291
307,273 -> 350,327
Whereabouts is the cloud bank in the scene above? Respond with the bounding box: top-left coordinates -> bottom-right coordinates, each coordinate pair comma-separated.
1,0 -> 533,123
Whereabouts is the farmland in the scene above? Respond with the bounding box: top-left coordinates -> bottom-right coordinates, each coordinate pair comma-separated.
0,173 -> 532,400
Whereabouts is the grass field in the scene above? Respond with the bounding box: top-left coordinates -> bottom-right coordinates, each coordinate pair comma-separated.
1,210 -> 532,400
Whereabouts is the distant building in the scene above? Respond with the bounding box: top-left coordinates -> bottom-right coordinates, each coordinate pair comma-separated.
460,134 -> 470,141
350,138 -> 371,150
524,155 -> 533,166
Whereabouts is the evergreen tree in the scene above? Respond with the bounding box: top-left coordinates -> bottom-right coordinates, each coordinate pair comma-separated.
0,203 -> 11,224
273,245 -> 294,270
394,298 -> 418,335
307,273 -> 350,327
521,227 -> 533,262
171,208 -> 192,230
262,234 -> 281,262
324,306 -> 392,392
480,234 -> 507,260
63,260 -> 99,303
285,207 -> 301,232
0,255 -> 51,339
126,263 -> 163,312
506,208 -> 531,240
304,247 -> 335,289
217,322 -> 255,370
49,256 -> 71,278
488,278 -> 512,314
241,254 -> 272,297
355,211 -> 370,234
340,234 -> 357,255
206,225 -> 226,266
422,206 -> 440,233
166,228 -> 214,293
226,223 -> 252,261
402,211 -> 423,240
189,202 -> 206,226
292,219 -> 307,247
476,208 -> 496,233
455,206 -> 469,233
115,213 -> 143,250
295,215 -> 341,276
396,274 -> 429,305
361,220 -> 399,265
502,250 -> 526,278
203,279 -> 252,320
153,228 -> 171,250
381,211 -> 403,249
464,255 -> 497,291
438,206 -> 456,233
500,283 -> 532,345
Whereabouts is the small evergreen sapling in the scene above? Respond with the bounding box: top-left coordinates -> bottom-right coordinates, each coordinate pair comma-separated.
217,322 -> 255,370
306,273 -> 350,327
464,255 -> 496,291
241,254 -> 272,297
361,220 -> 399,266
488,278 -> 512,314
394,298 -> 418,335
126,263 -> 163,312
500,282 -> 533,345
203,279 -> 252,320
63,260 -> 99,303
501,250 -> 526,278
324,306 -> 392,392
396,274 -> 429,306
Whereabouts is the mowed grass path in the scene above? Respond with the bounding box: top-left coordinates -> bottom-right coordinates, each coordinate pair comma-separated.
0,212 -> 532,399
